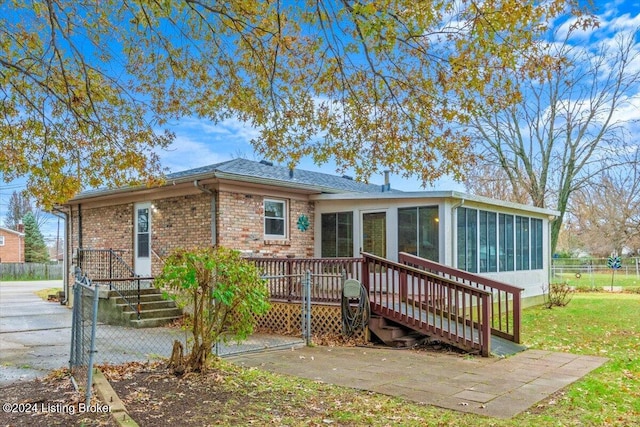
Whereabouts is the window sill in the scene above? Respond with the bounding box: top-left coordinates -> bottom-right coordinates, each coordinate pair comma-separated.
264,239 -> 290,246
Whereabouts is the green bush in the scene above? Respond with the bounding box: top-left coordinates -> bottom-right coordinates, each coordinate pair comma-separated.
156,246 -> 270,372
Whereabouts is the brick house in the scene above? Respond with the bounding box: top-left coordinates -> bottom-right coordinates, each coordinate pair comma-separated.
60,158 -> 558,307
0,226 -> 25,263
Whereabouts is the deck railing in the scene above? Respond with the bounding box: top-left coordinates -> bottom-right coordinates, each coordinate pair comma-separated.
363,252 -> 492,356
399,252 -> 522,343
247,257 -> 363,303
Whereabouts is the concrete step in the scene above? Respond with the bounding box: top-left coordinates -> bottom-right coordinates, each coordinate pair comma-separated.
129,316 -> 183,328
107,288 -> 162,298
392,336 -> 417,348
118,300 -> 177,312
124,307 -> 183,321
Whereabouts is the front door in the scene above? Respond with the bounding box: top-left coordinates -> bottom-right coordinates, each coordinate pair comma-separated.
362,212 -> 387,257
134,202 -> 151,276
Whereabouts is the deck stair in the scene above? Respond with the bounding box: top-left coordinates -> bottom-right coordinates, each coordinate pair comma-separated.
368,315 -> 428,348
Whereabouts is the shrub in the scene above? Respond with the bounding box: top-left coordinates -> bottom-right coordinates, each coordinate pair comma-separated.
573,284 -> 604,293
156,246 -> 270,373
542,282 -> 573,308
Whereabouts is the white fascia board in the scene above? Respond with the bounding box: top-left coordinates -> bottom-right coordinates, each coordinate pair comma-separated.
310,190 -> 560,217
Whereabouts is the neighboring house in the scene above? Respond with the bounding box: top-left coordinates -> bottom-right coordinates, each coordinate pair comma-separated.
0,226 -> 25,263
61,158 -> 558,307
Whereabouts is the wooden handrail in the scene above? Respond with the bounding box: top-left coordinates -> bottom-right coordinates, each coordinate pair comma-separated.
362,252 -> 492,356
398,252 -> 522,343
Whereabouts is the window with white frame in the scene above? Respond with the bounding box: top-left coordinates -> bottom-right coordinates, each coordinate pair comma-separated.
264,199 -> 287,239
0,236 -> 4,246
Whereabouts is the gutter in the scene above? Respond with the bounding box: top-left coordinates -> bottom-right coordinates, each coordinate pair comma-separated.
51,207 -> 69,305
67,170 -> 358,204
193,180 -> 213,194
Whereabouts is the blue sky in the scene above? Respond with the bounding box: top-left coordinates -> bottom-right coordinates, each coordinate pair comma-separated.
2,0 -> 639,242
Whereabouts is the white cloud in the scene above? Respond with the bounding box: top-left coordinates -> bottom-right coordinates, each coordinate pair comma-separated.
159,116 -> 262,173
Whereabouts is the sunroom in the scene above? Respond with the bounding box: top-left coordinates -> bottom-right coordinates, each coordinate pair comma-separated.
312,191 -> 558,306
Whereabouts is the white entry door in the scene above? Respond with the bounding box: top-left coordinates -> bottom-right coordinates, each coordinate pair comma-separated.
134,202 -> 152,276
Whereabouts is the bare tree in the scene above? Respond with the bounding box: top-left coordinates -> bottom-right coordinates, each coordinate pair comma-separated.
568,149 -> 640,256
4,191 -> 49,231
464,163 -> 532,205
469,27 -> 640,254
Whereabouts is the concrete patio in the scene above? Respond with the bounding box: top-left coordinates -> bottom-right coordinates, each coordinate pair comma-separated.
228,345 -> 607,419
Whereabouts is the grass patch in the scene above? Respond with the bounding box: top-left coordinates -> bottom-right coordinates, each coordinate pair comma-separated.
515,293 -> 640,425
34,287 -> 62,301
554,272 -> 640,288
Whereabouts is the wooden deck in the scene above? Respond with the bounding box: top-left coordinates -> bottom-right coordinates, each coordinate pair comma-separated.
251,253 -> 523,357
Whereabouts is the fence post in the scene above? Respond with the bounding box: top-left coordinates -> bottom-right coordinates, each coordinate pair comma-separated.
302,270 -> 312,345
70,283 -> 82,371
137,278 -> 141,319
85,281 -> 100,402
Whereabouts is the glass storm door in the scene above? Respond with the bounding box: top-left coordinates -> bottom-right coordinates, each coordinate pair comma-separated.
362,212 -> 386,258
134,202 -> 151,276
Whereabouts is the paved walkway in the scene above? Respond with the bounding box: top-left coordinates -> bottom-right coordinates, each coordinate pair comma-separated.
228,345 -> 607,419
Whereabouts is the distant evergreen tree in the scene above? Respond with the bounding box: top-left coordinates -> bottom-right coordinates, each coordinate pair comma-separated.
23,212 -> 49,263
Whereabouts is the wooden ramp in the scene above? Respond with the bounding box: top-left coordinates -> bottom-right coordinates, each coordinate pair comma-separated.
363,252 -> 524,357
372,300 -> 526,357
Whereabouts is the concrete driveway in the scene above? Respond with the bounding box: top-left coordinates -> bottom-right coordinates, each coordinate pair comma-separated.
0,280 -> 71,386
0,280 -> 304,387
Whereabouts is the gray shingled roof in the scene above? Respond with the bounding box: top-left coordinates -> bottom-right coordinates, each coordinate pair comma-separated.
169,158 -> 397,194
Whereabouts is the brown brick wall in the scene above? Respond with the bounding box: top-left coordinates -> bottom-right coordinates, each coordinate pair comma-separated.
217,191 -> 314,257
68,189 -> 314,277
151,194 -> 213,275
0,230 -> 24,263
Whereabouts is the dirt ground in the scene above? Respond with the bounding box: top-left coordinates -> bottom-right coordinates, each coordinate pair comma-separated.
0,341 -> 466,427
0,362 -> 332,427
0,370 -> 116,427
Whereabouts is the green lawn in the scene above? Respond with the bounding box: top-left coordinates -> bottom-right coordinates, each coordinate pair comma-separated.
215,293 -> 640,426
554,272 -> 640,288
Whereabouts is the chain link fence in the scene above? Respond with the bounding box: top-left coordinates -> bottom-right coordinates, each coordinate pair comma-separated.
69,275 -> 306,400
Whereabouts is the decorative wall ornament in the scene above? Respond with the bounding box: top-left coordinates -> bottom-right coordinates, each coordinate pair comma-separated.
297,214 -> 310,231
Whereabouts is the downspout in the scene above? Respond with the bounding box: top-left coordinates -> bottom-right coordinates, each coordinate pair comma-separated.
450,199 -> 465,267
52,208 -> 69,305
78,204 -> 83,249
547,215 -> 557,286
194,181 -> 216,246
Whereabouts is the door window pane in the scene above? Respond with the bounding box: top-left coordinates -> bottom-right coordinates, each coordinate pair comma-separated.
398,206 -> 439,261
321,212 -> 353,257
